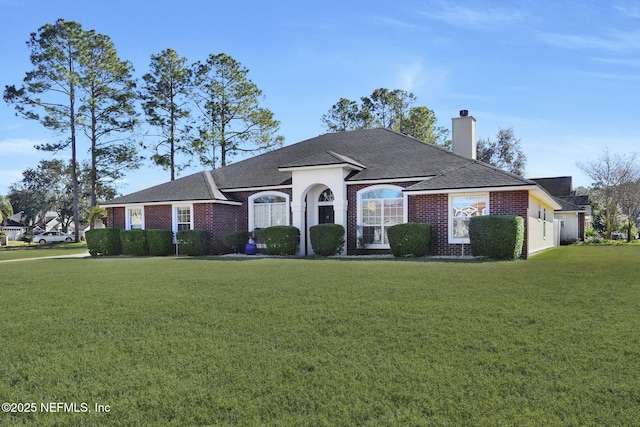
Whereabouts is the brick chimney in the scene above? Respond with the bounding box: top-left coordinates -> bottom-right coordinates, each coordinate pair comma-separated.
451,110 -> 476,160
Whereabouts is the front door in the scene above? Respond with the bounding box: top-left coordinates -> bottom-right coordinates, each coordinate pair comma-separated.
318,205 -> 334,224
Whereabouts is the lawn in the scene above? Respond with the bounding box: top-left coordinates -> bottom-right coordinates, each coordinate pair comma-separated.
0,246 -> 638,426
0,242 -> 88,261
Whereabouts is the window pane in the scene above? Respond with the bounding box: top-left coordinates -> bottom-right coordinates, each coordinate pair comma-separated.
129,208 -> 142,229
359,188 -> 404,245
176,207 -> 191,231
452,195 -> 487,239
253,196 -> 287,228
362,226 -> 382,245
270,202 -> 286,226
361,189 -> 403,199
255,195 -> 285,204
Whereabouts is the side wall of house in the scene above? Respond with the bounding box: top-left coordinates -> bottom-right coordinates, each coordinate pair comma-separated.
528,194 -> 556,255
556,212 -> 580,244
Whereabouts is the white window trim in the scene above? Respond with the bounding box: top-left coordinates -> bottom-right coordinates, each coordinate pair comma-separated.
125,206 -> 145,230
448,192 -> 489,244
172,203 -> 194,238
356,184 -> 407,249
248,191 -> 290,231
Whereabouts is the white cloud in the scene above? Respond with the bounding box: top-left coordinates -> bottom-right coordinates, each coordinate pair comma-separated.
538,30 -> 640,52
0,138 -> 45,156
421,4 -> 527,30
389,59 -> 450,96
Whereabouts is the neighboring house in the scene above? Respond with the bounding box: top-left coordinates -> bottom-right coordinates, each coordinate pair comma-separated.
0,216 -> 28,241
531,176 -> 591,243
102,112 -> 562,258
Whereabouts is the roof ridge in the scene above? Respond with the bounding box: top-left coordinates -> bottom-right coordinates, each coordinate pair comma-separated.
203,170 -> 227,200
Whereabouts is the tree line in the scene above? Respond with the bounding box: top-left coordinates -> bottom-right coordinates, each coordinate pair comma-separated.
578,150 -> 640,241
3,19 -> 283,239
3,19 -> 528,238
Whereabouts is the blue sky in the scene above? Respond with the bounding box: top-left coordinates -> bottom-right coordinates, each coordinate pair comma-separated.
2,0 -> 639,197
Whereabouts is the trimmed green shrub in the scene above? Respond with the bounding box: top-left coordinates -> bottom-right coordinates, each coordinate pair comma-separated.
222,231 -> 251,254
176,229 -> 211,256
309,224 -> 345,256
146,229 -> 174,256
86,228 -> 121,256
387,222 -> 432,257
260,226 -> 299,255
469,215 -> 525,260
120,229 -> 148,256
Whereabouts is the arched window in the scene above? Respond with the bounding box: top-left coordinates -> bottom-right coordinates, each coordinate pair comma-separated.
318,188 -> 334,202
249,192 -> 289,230
357,186 -> 405,247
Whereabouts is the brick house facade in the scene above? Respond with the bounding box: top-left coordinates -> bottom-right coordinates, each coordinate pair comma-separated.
103,124 -> 561,258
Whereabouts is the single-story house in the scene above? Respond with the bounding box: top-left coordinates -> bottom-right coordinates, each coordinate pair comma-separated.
0,217 -> 28,241
102,112 -> 562,258
531,176 -> 591,243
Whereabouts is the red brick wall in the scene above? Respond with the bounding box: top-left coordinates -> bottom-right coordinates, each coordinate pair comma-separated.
144,205 -> 172,230
106,207 -> 125,229
194,203 -> 243,254
408,193 -> 458,255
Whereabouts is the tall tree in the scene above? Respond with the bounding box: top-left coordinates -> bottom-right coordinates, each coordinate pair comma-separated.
362,88 -> 415,130
321,88 -> 448,145
0,196 -> 13,226
189,53 -> 283,168
77,31 -> 140,206
617,178 -> 640,242
402,105 -> 450,146
476,128 -> 526,176
4,19 -> 85,241
321,98 -> 361,132
578,150 -> 640,239
140,48 -> 192,180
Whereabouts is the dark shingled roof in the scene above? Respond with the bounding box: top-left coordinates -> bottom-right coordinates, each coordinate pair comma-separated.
531,177 -> 573,197
104,171 -> 228,205
404,161 -> 535,192
104,128 -> 543,205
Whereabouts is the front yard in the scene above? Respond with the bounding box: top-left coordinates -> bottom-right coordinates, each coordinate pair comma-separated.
0,246 -> 638,425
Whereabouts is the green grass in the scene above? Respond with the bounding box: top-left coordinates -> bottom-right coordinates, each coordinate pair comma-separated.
0,242 -> 88,261
0,246 -> 638,425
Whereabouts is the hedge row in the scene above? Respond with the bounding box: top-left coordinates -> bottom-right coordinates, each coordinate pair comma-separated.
86,229 -> 174,256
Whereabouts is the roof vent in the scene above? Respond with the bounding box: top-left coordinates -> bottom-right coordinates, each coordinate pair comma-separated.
460,109 -> 469,117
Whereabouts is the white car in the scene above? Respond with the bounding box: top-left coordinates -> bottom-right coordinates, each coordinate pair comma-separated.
34,231 -> 75,244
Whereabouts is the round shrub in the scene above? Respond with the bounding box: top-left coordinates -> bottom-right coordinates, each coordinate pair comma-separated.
387,222 -> 431,257
146,229 -> 174,256
176,229 -> 211,256
309,223 -> 345,256
469,215 -> 524,260
86,228 -> 121,256
260,226 -> 299,255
